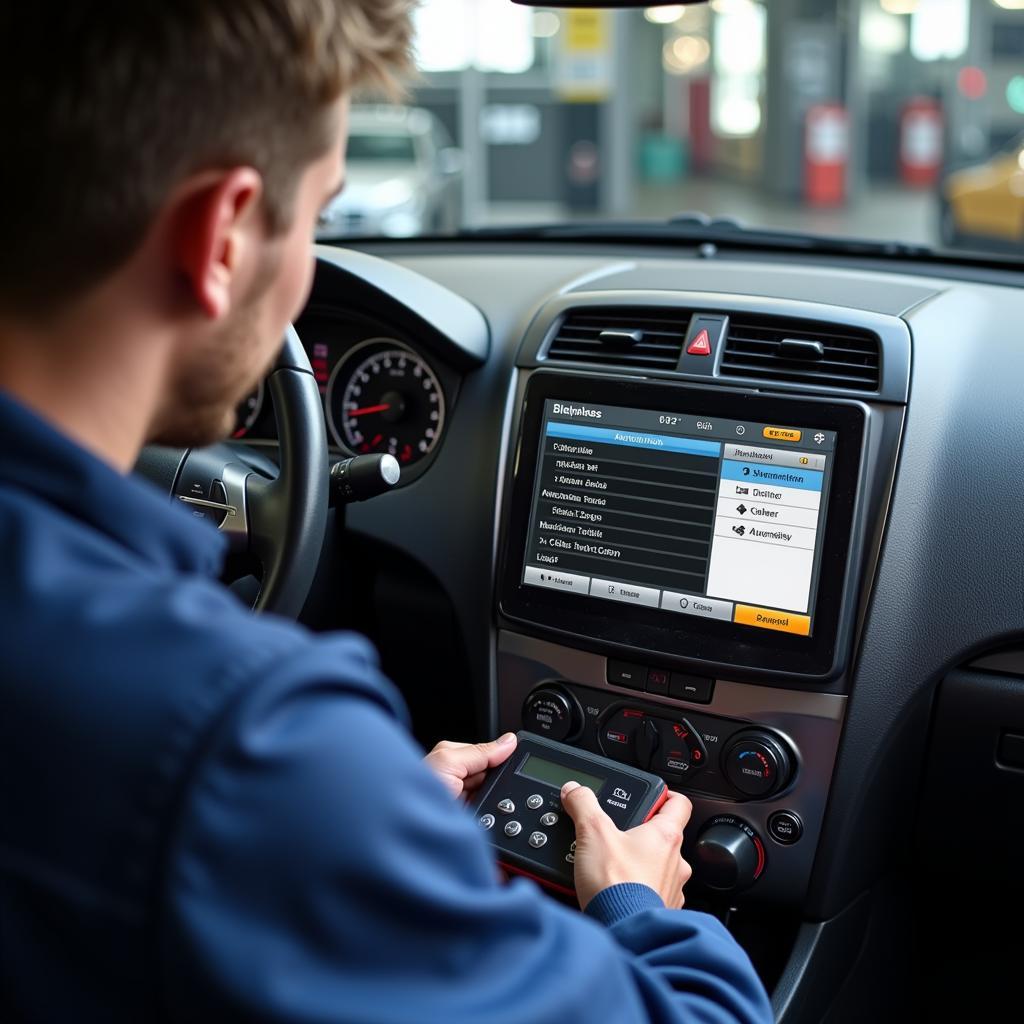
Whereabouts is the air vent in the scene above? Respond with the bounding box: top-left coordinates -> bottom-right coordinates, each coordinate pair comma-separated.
546,309 -> 688,370
721,315 -> 880,391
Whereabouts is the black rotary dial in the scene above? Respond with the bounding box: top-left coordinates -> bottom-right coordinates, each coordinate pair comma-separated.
327,342 -> 445,466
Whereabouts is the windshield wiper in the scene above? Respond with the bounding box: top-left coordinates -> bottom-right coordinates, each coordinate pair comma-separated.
461,213 -> 939,260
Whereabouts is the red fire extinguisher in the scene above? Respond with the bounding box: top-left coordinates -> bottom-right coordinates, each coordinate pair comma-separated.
899,98 -> 943,188
804,104 -> 848,207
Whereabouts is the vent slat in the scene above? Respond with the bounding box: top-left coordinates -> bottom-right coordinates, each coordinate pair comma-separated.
723,349 -> 878,374
546,307 -> 688,370
728,336 -> 878,361
722,316 -> 880,391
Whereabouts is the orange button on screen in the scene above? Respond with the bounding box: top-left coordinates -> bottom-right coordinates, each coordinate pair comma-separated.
734,604 -> 812,636
763,427 -> 802,442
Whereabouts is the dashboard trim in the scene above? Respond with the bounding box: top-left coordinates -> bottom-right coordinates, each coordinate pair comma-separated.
518,289 -> 912,404
313,245 -> 490,368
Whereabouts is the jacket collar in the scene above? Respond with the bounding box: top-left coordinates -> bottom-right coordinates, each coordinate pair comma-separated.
0,390 -> 227,576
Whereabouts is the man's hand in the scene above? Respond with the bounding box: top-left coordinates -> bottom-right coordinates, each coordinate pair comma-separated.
425,733 -> 518,800
561,782 -> 693,912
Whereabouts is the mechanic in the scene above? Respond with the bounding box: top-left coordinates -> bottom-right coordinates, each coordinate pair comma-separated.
0,4 -> 772,1022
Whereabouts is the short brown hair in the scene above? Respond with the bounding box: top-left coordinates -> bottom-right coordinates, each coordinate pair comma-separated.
0,1 -> 415,317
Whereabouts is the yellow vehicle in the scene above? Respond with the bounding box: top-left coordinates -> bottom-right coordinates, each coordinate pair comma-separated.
940,133 -> 1024,249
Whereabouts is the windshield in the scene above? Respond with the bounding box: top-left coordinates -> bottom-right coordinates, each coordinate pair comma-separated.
321,0 -> 1024,258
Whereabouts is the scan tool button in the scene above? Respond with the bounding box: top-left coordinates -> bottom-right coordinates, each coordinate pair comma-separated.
526,794 -> 544,810
504,820 -> 522,837
540,812 -> 559,827
478,814 -> 495,830
497,798 -> 515,814
528,831 -> 548,849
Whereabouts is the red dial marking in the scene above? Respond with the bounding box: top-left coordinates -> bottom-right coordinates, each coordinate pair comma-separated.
347,403 -> 391,417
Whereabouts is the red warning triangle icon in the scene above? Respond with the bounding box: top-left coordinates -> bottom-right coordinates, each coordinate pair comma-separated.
686,328 -> 712,356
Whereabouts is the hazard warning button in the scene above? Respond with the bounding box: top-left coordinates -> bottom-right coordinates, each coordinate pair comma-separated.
679,315 -> 728,374
687,329 -> 712,356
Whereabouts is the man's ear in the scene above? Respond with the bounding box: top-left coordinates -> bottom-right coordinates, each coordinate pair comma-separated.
173,167 -> 264,320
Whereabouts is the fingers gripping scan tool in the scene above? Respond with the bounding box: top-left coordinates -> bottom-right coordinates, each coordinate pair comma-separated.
470,731 -> 668,894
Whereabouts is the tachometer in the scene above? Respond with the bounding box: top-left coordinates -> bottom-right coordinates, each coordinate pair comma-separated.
327,341 -> 445,465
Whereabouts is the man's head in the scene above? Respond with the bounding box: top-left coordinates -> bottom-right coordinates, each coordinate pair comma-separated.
0,2 -> 415,449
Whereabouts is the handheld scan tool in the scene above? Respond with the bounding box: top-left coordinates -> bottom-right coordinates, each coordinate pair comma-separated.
471,731 -> 669,894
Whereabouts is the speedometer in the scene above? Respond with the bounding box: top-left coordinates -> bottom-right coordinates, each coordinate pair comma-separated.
327,341 -> 445,466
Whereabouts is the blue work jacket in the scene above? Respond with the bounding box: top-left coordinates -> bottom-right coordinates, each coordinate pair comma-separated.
0,391 -> 773,1023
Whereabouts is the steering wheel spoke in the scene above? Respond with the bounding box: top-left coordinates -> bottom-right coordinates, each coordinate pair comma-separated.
134,324 -> 329,618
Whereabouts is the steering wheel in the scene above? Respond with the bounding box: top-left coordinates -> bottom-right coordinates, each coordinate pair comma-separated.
135,325 -> 328,617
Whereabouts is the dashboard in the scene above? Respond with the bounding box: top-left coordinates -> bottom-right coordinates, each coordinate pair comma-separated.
247,241 -> 1024,1019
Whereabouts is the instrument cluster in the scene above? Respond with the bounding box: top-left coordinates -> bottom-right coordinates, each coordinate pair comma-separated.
232,306 -> 455,483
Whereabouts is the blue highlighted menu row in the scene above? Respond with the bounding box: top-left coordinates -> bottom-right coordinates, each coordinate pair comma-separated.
546,422 -> 721,459
721,460 -> 823,492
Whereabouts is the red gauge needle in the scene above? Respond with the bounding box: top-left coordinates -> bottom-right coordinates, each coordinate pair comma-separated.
347,403 -> 391,417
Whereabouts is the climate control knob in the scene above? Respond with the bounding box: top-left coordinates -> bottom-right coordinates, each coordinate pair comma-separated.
692,816 -> 766,892
722,730 -> 794,799
522,686 -> 582,742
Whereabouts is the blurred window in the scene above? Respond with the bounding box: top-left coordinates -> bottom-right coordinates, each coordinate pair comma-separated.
347,135 -> 418,163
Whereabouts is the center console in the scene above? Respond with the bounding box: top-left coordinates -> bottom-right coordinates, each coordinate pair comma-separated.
492,292 -> 910,918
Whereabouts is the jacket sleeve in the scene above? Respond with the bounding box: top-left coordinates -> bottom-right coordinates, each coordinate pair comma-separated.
158,651 -> 773,1024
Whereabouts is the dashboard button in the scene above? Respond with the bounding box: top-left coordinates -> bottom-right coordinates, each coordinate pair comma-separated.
768,811 -> 803,845
607,660 -> 648,690
646,668 -> 670,696
734,604 -> 811,636
504,820 -> 522,837
680,316 -> 727,374
670,673 -> 714,704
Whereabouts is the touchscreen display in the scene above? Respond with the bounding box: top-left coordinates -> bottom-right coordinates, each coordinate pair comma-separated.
522,400 -> 837,638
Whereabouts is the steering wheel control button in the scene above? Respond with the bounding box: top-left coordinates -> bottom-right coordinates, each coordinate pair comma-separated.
528,831 -> 548,849
521,686 -> 582,742
540,812 -> 559,827
723,731 -> 794,799
669,673 -> 714,704
768,811 -> 803,845
504,820 -> 522,838
526,794 -> 544,811
497,798 -> 515,815
607,660 -> 648,690
478,814 -> 495,830
646,668 -> 670,696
